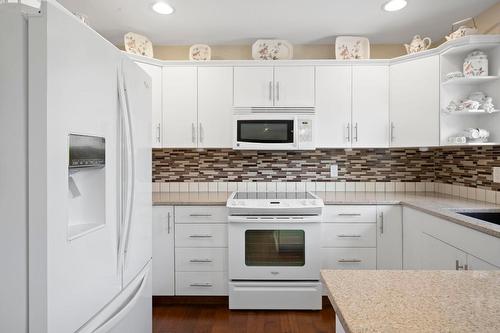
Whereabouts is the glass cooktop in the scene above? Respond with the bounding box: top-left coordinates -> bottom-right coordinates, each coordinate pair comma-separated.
233,192 -> 315,200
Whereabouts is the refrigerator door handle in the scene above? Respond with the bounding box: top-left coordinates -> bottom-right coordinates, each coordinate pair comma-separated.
117,65 -> 136,272
78,264 -> 151,333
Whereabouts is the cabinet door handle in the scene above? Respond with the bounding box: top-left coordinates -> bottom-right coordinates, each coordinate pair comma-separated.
189,259 -> 213,263
189,234 -> 213,238
379,212 -> 384,235
199,123 -> 203,143
354,123 -> 358,142
338,213 -> 361,216
390,122 -> 395,142
191,123 -> 196,143
156,124 -> 161,143
276,81 -> 280,102
337,234 -> 361,238
268,81 -> 273,101
190,283 -> 213,287
167,212 -> 171,234
346,123 -> 351,142
338,259 -> 362,263
189,214 -> 213,217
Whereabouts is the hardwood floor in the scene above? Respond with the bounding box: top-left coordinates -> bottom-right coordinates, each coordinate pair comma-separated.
153,303 -> 336,333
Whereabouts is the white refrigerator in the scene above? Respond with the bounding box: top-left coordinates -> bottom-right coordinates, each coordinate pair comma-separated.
0,1 -> 152,332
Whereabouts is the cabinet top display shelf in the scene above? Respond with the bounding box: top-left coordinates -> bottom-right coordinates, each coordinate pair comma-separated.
127,35 -> 500,67
442,109 -> 500,116
442,76 -> 500,86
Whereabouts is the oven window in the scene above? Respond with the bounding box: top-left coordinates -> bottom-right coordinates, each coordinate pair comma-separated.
237,120 -> 294,143
245,230 -> 305,266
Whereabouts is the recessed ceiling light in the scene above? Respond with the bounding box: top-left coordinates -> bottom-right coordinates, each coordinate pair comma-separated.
152,2 -> 174,15
382,0 -> 407,12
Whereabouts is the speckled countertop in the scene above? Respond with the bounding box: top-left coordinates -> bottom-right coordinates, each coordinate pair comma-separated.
152,191 -> 500,238
321,270 -> 500,333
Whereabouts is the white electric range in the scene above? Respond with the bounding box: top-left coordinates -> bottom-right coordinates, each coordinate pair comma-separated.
227,192 -> 324,310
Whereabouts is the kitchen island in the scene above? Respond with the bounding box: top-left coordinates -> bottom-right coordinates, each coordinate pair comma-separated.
321,270 -> 500,333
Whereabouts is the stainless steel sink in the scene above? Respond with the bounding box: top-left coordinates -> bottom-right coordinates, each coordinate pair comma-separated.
455,211 -> 500,226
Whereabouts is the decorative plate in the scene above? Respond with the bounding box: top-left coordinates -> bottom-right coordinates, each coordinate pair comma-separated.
335,36 -> 370,60
124,32 -> 154,58
189,44 -> 211,61
252,40 -> 293,60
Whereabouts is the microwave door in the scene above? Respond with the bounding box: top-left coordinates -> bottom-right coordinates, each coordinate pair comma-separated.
237,120 -> 294,144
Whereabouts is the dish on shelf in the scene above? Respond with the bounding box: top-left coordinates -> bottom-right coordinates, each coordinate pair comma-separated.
124,32 -> 154,58
252,40 -> 293,60
463,50 -> 488,77
189,44 -> 211,61
335,36 -> 370,59
445,71 -> 464,80
446,92 -> 495,114
446,18 -> 478,41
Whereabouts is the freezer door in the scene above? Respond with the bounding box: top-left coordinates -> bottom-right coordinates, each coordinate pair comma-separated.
28,2 -> 122,332
119,56 -> 153,287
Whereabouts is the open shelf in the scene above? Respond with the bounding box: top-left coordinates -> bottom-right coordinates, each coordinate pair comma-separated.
443,142 -> 500,147
442,76 -> 499,86
442,109 -> 500,116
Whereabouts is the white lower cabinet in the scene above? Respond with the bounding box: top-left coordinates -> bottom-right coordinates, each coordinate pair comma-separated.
173,205 -> 228,296
321,248 -> 376,269
403,207 -> 500,270
376,205 -> 403,269
152,206 -> 175,296
175,272 -> 228,295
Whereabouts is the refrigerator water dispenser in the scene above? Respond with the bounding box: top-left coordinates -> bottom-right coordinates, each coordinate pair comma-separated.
67,134 -> 106,240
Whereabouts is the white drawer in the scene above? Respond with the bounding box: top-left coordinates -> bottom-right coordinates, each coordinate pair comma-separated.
175,248 -> 228,272
323,205 -> 376,223
321,248 -> 376,269
321,223 -> 376,247
175,224 -> 228,247
175,272 -> 228,295
175,206 -> 228,223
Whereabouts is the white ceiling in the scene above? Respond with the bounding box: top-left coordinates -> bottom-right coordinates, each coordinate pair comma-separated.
57,0 -> 499,45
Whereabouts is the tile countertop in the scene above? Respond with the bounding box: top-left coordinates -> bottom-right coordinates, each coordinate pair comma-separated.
321,270 -> 500,333
153,191 -> 500,238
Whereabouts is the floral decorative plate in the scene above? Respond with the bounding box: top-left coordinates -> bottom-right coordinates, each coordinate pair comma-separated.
252,40 -> 293,60
124,32 -> 154,58
189,44 -> 211,61
335,36 -> 370,60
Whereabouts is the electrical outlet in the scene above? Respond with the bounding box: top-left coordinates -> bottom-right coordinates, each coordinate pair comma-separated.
330,165 -> 338,178
493,167 -> 500,183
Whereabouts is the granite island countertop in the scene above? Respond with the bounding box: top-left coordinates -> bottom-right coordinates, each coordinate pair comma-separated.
321,269 -> 500,333
153,191 -> 500,238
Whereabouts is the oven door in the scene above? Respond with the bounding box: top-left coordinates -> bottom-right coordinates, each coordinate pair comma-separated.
233,115 -> 297,150
228,219 -> 320,280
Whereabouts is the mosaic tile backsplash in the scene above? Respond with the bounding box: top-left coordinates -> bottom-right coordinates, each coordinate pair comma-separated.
153,147 -> 499,190
153,148 -> 436,183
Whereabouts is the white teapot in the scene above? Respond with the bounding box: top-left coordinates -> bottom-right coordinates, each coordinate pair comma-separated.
404,35 -> 432,54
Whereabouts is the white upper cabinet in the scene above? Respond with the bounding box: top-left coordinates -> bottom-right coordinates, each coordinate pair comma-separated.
233,66 -> 315,107
233,67 -> 274,107
198,67 -> 233,148
352,65 -> 389,147
315,66 -> 352,148
390,55 -> 440,147
162,67 -> 198,148
136,62 -> 163,148
274,66 -> 315,107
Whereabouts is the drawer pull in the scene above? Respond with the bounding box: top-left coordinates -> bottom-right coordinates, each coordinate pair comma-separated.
189,259 -> 213,263
337,213 -> 362,216
189,234 -> 213,238
190,283 -> 213,287
338,259 -> 362,263
189,214 -> 213,217
337,234 -> 362,238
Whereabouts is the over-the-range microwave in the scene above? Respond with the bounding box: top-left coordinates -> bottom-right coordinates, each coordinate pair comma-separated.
233,112 -> 315,150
